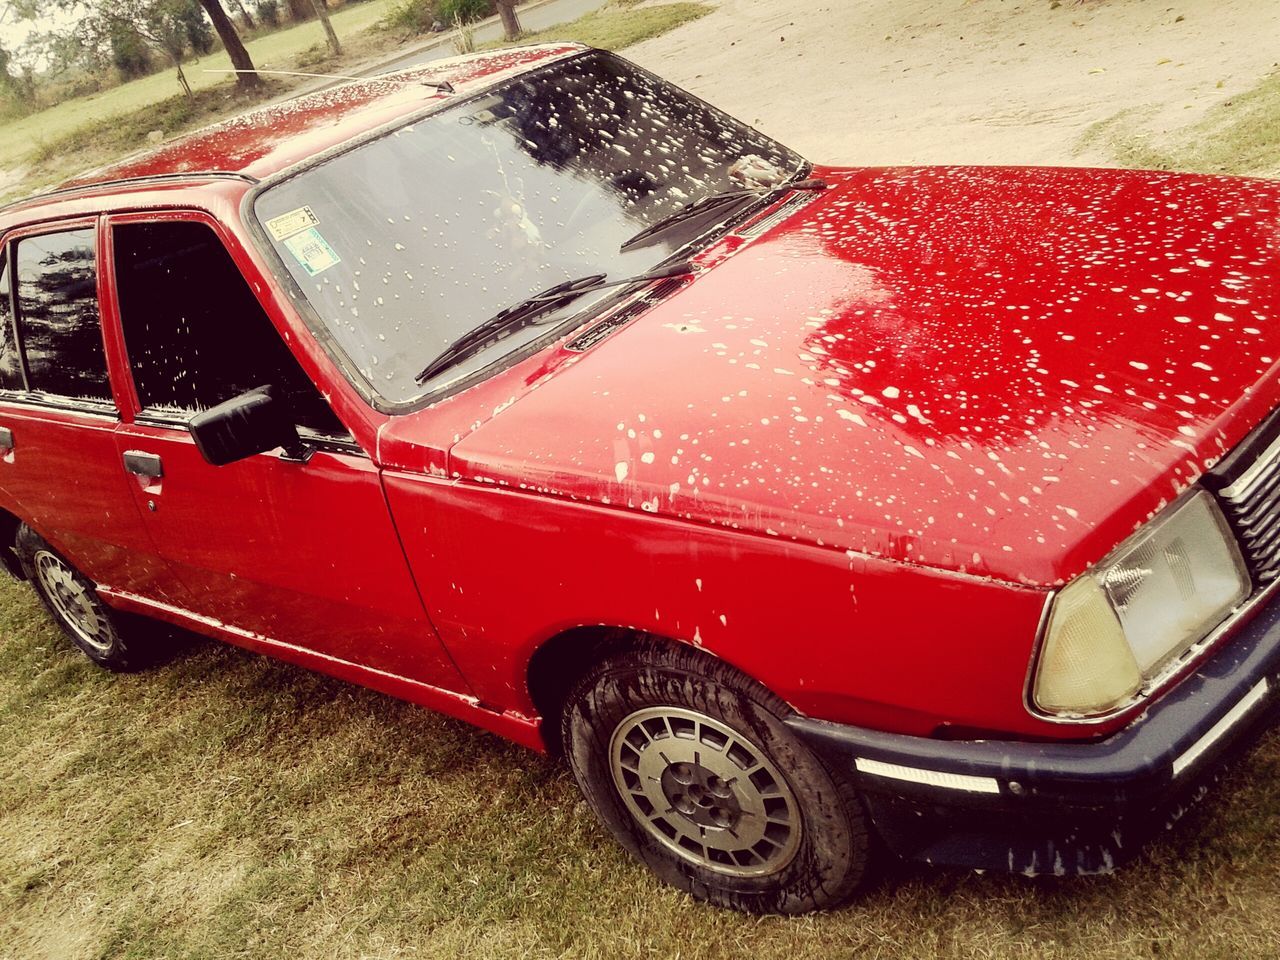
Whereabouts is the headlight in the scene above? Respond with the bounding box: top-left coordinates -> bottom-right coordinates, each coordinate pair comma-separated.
1033,491 -> 1250,717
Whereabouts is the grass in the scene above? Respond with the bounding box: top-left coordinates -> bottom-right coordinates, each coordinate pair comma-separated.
19,81 -> 292,196
0,0 -> 404,188
3,571 -> 1280,958
1077,70 -> 1280,177
481,1 -> 714,52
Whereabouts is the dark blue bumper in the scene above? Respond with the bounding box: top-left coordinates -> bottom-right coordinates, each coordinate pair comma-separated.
787,587 -> 1280,875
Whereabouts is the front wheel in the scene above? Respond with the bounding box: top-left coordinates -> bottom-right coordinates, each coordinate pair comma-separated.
562,641 -> 872,913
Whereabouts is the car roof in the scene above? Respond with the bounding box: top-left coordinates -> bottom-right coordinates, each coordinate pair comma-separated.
4,43 -> 585,220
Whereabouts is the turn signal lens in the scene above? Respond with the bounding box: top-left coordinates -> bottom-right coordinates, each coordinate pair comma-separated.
1034,575 -> 1142,716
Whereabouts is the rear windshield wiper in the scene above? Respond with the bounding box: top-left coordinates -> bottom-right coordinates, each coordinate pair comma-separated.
620,177 -> 828,252
415,261 -> 696,385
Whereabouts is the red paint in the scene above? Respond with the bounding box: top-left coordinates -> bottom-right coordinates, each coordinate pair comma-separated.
432,165 -> 1280,590
382,473 -> 1051,738
0,46 -> 1276,753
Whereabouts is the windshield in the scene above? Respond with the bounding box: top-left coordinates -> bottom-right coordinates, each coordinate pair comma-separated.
252,50 -> 805,405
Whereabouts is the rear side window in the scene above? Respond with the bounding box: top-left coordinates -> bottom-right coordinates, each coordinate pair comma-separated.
113,220 -> 345,436
14,229 -> 112,403
0,250 -> 22,391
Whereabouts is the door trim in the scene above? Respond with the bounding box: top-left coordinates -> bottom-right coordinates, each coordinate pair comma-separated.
98,585 -> 543,751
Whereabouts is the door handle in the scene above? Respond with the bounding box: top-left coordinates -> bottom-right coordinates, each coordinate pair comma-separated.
122,450 -> 163,479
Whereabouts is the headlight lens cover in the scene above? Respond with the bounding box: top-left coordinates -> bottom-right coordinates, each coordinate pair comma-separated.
1033,491 -> 1250,717
1034,574 -> 1143,716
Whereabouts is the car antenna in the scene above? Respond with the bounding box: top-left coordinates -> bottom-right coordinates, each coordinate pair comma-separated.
203,68 -> 455,93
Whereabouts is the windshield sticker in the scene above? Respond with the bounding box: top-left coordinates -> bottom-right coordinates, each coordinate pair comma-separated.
265,205 -> 321,241
283,227 -> 341,277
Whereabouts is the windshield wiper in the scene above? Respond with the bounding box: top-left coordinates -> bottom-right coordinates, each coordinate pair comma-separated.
415,261 -> 696,384
620,177 -> 829,252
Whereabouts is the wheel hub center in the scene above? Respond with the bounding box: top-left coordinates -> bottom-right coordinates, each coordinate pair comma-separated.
660,760 -> 742,829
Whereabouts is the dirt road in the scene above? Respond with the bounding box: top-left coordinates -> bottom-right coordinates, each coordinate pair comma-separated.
625,0 -> 1279,169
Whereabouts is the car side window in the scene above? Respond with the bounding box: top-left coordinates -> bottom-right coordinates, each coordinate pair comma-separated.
113,220 -> 347,437
0,249 -> 23,391
13,229 -> 113,404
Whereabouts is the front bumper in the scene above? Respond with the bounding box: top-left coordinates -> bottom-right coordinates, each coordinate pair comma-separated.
787,585 -> 1280,876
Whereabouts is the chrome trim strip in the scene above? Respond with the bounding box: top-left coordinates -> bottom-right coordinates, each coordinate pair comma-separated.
1247,515 -> 1280,556
1021,588 -> 1059,719
99,587 -> 438,691
1221,429 -> 1280,500
1235,479 -> 1280,527
0,394 -> 119,422
1171,677 -> 1270,777
854,757 -> 1001,794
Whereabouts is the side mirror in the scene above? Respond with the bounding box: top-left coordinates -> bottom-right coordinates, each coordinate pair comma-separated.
189,386 -> 311,466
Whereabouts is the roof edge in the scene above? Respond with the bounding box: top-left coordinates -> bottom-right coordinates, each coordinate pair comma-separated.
0,171 -> 259,217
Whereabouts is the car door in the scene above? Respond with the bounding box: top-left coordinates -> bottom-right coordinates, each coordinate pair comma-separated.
0,220 -> 187,604
103,211 -> 468,691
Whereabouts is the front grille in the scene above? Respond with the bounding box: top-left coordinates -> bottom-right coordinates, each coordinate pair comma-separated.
1206,410 -> 1280,583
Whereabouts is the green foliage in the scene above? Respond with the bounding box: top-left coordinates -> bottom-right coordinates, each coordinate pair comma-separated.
0,0 -> 403,196
26,80 -> 279,167
383,0 -> 492,36
178,0 -> 218,55
437,0 -> 491,25
0,44 -> 36,117
109,22 -> 158,80
383,0 -> 437,35
256,0 -> 283,27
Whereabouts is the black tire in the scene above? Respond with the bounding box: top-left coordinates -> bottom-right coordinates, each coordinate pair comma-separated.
562,640 -> 872,914
14,523 -> 145,672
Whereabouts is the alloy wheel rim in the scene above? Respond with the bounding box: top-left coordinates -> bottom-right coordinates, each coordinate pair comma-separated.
33,550 -> 113,653
609,706 -> 802,877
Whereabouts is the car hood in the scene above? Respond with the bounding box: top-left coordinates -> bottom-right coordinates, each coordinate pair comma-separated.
448,165 -> 1280,587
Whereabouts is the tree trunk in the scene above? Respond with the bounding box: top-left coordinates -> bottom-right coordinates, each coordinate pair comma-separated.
199,0 -> 262,89
497,1 -> 521,40
311,0 -> 342,56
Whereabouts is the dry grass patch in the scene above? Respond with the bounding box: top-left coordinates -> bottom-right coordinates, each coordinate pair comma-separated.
3,571 -> 1280,957
1078,69 -> 1280,178
481,0 -> 714,52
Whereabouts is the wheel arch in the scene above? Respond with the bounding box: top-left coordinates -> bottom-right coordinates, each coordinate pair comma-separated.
0,505 -> 26,580
525,624 -> 781,756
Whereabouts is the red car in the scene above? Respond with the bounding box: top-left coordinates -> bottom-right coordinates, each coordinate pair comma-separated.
2,43 -> 1278,913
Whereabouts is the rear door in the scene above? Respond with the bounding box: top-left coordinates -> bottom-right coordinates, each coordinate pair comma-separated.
0,220 -> 185,603
103,212 -> 467,690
